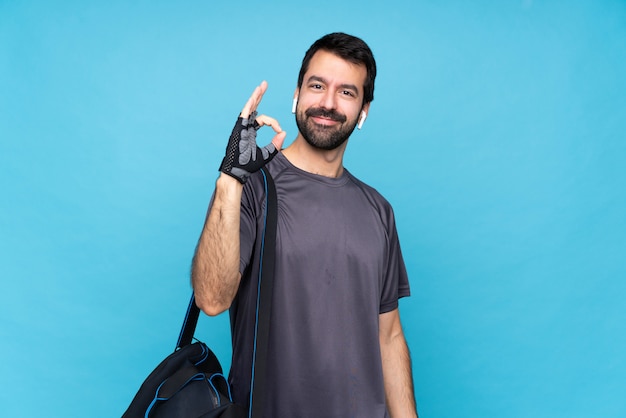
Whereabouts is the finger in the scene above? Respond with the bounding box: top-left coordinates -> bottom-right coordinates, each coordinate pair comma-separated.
255,114 -> 283,134
271,130 -> 287,151
240,85 -> 261,119
240,81 -> 268,118
247,81 -> 268,115
255,113 -> 286,150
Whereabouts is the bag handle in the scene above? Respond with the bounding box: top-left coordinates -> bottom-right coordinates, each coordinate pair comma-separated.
176,167 -> 278,417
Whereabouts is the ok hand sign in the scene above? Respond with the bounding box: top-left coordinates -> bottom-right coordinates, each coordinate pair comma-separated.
219,81 -> 287,183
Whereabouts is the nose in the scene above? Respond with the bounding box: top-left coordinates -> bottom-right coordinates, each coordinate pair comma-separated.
319,90 -> 337,110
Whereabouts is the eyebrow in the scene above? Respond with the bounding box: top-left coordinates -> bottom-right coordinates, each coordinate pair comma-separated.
307,75 -> 360,95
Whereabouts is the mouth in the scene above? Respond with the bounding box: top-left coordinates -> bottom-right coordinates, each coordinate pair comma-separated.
310,115 -> 341,126
305,108 -> 347,126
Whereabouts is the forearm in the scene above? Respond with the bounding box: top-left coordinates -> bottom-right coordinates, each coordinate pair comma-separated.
380,311 -> 418,417
191,173 -> 244,316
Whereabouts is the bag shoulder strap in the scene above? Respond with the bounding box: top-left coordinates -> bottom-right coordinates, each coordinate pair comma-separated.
176,167 -> 278,418
249,167 -> 276,417
176,292 -> 201,349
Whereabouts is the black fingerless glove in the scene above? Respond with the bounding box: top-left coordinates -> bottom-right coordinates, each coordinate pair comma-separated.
219,111 -> 278,183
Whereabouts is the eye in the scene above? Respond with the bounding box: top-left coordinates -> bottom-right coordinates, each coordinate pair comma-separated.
310,83 -> 323,90
341,90 -> 356,97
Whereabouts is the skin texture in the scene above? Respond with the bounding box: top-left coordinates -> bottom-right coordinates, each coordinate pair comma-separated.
191,50 -> 417,417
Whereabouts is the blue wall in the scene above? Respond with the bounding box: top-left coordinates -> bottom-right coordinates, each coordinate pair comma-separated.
1,1 -> 625,416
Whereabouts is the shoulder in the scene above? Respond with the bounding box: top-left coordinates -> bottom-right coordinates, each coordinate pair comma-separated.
344,170 -> 401,233
242,155 -> 290,211
345,170 -> 394,212
246,154 -> 290,188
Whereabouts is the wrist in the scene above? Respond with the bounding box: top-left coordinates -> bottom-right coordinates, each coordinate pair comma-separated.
217,172 -> 245,188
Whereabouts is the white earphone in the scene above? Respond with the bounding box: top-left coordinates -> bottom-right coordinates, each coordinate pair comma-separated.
292,97 -> 298,114
357,111 -> 367,130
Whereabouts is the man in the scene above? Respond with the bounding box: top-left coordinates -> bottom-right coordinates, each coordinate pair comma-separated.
192,32 -> 417,417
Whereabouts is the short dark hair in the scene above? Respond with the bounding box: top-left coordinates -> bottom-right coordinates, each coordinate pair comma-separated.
297,32 -> 377,104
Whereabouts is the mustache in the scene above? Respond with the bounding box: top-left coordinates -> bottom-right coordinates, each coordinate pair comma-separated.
305,107 -> 347,123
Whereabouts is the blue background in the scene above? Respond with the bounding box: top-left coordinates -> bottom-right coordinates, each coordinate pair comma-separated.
1,1 -> 625,416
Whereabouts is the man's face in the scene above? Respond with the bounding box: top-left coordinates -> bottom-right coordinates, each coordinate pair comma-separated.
295,50 -> 369,151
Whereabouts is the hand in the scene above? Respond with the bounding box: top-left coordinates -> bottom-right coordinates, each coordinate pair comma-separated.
219,81 -> 287,183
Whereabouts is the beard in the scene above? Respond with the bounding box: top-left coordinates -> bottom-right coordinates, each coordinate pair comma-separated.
295,106 -> 359,151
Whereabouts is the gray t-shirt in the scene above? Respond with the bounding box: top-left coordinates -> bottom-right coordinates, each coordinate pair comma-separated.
228,153 -> 410,418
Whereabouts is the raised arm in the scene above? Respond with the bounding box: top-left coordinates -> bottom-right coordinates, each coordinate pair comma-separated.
191,81 -> 286,316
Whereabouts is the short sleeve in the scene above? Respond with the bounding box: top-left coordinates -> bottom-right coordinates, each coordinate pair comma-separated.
238,174 -> 264,275
379,205 -> 411,313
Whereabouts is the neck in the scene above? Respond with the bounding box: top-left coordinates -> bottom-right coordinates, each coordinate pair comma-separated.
282,134 -> 347,178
